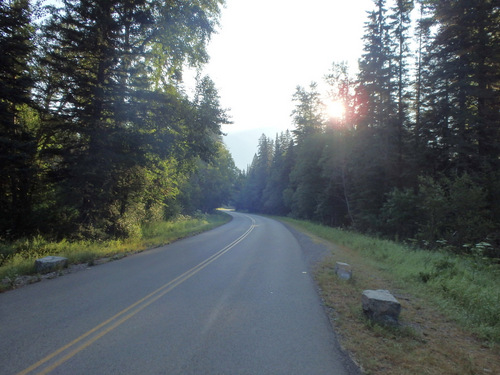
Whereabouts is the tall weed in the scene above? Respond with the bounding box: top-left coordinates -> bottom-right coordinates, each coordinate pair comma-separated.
282,217 -> 500,343
0,213 -> 230,287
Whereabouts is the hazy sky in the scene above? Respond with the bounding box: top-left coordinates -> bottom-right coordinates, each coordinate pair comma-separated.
201,0 -> 374,168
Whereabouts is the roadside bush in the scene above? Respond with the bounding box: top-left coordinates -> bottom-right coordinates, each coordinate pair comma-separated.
380,188 -> 421,240
416,174 -> 494,252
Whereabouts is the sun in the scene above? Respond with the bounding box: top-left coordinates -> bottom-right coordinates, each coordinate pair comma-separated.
325,100 -> 345,120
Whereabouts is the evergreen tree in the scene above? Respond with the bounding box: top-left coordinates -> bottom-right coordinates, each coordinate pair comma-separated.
40,0 -> 149,237
287,84 -> 327,219
38,0 -> 225,238
234,0 -> 500,257
180,143 -> 239,213
262,131 -> 293,214
388,0 -> 413,186
235,134 -> 273,212
357,0 -> 394,130
291,83 -> 324,143
352,0 -> 397,230
0,0 -> 38,236
412,0 -> 435,178
287,134 -> 326,220
315,130 -> 345,226
322,62 -> 357,226
324,62 -> 356,127
423,0 -> 500,176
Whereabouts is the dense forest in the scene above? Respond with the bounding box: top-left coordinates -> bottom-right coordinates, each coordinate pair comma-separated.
0,0 -> 240,241
236,0 -> 500,258
2,0 -> 499,259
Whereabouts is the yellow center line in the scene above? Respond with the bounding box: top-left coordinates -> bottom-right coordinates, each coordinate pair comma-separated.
18,215 -> 256,375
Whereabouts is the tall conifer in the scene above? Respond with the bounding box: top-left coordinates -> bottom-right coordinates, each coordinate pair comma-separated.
0,0 -> 37,236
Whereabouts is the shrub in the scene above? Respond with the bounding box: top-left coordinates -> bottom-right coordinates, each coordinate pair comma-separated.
416,174 -> 494,252
380,188 -> 421,239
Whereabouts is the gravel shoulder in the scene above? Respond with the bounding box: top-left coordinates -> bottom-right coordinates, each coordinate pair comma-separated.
281,220 -> 363,375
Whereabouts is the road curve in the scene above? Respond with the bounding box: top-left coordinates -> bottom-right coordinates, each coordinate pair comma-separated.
0,212 -> 358,374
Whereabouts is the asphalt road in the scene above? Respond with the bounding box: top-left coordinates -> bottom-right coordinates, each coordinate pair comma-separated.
0,212 -> 358,374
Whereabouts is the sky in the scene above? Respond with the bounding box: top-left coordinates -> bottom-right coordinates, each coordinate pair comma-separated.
200,0 -> 375,169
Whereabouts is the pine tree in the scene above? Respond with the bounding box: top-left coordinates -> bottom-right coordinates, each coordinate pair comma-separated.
388,0 -> 414,186
287,134 -> 327,220
0,0 -> 37,236
284,82 -> 327,219
358,0 -> 394,130
322,62 -> 357,226
315,128 -> 352,226
417,0 -> 500,227
352,0 -> 397,230
234,134 -> 274,212
41,0 -> 144,237
324,62 -> 356,127
180,143 -> 238,213
39,0 -> 225,238
262,131 -> 293,214
424,0 -> 500,175
291,83 -> 324,143
412,0 -> 435,177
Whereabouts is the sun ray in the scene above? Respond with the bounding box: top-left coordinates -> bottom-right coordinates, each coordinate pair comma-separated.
325,100 -> 345,120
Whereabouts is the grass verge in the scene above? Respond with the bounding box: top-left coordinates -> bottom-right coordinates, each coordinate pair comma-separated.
279,217 -> 500,375
0,212 -> 231,292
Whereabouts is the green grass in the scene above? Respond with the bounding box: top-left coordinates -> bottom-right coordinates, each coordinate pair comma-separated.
0,212 -> 231,291
279,217 -> 500,343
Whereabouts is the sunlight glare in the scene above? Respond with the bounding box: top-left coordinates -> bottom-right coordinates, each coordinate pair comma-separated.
325,100 -> 345,120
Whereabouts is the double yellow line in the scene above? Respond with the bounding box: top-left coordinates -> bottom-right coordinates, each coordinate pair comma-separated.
18,215 -> 256,375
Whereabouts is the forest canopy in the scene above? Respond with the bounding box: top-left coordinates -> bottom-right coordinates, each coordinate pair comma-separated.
0,0 -> 238,240
2,0 -> 499,258
235,0 -> 500,257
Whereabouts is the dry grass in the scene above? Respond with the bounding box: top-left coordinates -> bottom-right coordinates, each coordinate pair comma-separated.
286,222 -> 500,375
